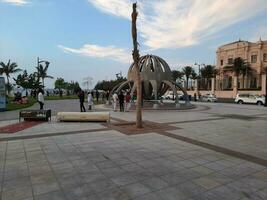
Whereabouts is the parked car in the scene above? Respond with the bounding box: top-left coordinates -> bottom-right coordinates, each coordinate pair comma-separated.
162,92 -> 183,100
201,94 -> 217,102
235,94 -> 265,106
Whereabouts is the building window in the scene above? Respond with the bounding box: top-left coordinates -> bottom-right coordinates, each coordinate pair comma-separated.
220,60 -> 223,66
228,58 -> 233,64
251,55 -> 257,63
264,53 -> 267,62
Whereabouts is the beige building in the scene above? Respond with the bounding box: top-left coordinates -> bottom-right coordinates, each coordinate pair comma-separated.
214,39 -> 267,98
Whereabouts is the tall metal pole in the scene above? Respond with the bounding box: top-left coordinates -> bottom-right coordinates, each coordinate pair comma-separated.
265,74 -> 267,107
131,3 -> 142,128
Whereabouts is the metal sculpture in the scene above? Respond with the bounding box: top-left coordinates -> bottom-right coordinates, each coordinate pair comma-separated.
109,54 -> 190,108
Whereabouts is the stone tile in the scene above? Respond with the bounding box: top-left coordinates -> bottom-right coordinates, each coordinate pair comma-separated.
134,192 -> 162,200
193,177 -> 221,190
204,172 -> 234,184
35,191 -> 65,200
160,172 -> 188,186
1,185 -> 33,200
2,176 -> 31,191
191,166 -> 215,176
175,181 -> 207,198
88,179 -> 117,193
155,186 -> 188,200
31,173 -> 57,185
141,177 -> 169,191
111,174 -> 138,186
81,171 -> 106,184
120,182 -> 152,199
96,188 -> 131,200
33,182 -> 61,196
176,160 -> 199,168
100,167 -> 126,178
62,183 -> 92,200
208,185 -> 248,200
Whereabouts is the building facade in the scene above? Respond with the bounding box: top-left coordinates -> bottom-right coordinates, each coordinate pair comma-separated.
214,39 -> 267,98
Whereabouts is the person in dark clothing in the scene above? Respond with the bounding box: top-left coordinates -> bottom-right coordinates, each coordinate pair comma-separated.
96,90 -> 99,102
118,91 -> 125,112
106,91 -> 110,101
78,90 -> 86,112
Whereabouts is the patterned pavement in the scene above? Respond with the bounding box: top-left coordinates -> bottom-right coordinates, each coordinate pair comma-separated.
0,100 -> 267,200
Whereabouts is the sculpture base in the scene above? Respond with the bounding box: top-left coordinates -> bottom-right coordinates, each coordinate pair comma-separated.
153,103 -> 159,109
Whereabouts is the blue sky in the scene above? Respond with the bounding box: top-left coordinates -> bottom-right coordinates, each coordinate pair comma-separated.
1,0 -> 267,88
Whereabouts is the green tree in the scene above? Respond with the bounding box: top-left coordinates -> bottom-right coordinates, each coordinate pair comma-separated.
182,66 -> 193,89
94,77 -> 127,91
54,78 -> 66,91
240,61 -> 253,88
172,70 -> 184,82
13,70 -> 31,95
36,62 -> 53,88
200,65 -> 216,89
0,60 -> 22,94
232,57 -> 244,78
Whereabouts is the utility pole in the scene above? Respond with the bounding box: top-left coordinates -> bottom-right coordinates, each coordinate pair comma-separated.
131,3 -> 142,128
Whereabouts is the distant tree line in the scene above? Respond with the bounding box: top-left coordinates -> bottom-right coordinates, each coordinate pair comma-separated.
0,59 -> 54,95
94,77 -> 127,91
172,65 -> 217,90
54,78 -> 80,95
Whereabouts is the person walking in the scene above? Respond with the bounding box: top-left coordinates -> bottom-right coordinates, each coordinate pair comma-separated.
106,90 -> 110,101
125,92 -> 131,111
118,91 -> 125,112
87,92 -> 93,111
37,88 -> 45,110
96,90 -> 99,102
112,92 -> 118,111
78,90 -> 86,112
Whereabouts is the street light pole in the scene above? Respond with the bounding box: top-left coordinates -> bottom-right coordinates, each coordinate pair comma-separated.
36,57 -> 50,89
265,74 -> 267,107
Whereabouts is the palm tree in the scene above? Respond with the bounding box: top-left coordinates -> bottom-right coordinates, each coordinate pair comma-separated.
132,3 -> 142,128
200,65 -> 216,89
182,66 -> 193,89
190,70 -> 198,90
0,60 -> 21,94
233,57 -> 244,78
36,62 -> 53,88
240,62 -> 253,89
172,70 -> 184,82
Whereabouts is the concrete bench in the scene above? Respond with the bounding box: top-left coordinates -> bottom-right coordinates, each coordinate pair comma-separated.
57,112 -> 110,122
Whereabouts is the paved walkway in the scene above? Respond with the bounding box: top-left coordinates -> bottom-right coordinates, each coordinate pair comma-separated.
0,99 -> 82,121
0,100 -> 267,199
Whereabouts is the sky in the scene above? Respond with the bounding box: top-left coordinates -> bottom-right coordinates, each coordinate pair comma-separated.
1,0 -> 267,89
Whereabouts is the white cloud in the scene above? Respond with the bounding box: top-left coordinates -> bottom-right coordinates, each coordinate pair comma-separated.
58,44 -> 131,64
87,0 -> 267,49
87,0 -> 132,19
1,0 -> 30,5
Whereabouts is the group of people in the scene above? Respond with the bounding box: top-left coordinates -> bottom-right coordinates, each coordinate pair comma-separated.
112,91 -> 131,112
77,90 -> 94,112
36,87 -> 132,112
13,91 -> 29,104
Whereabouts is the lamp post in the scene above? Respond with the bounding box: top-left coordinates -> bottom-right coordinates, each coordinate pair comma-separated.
265,69 -> 267,107
194,63 -> 205,96
37,57 -> 50,88
37,57 -> 50,68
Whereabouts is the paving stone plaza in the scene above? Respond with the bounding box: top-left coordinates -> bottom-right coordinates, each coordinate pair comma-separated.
0,100 -> 267,200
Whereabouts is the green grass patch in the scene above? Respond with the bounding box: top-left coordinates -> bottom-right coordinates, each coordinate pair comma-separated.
6,97 -> 36,111
44,95 -> 78,100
